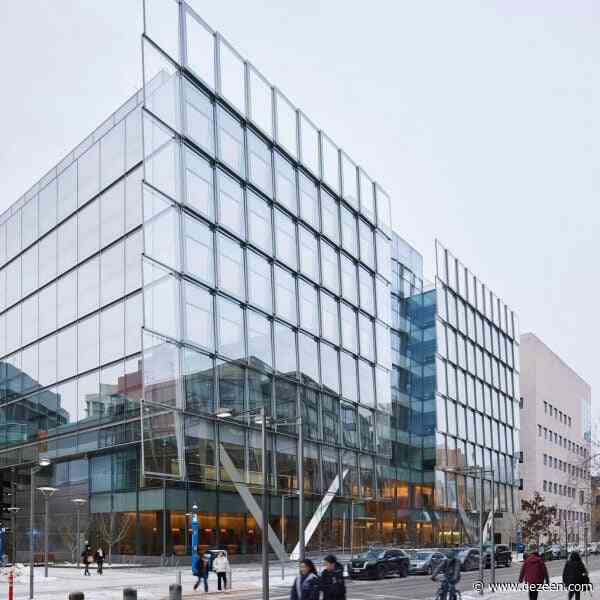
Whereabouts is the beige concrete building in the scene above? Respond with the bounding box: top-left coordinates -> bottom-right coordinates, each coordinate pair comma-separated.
519,333 -> 592,544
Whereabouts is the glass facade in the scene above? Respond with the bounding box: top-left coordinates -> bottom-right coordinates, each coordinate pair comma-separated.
0,0 -> 519,560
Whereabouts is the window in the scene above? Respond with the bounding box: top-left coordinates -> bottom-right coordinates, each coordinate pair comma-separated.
274,209 -> 297,269
298,279 -> 319,335
274,321 -> 296,376
341,153 -> 358,209
218,234 -> 244,299
58,271 -> 77,327
298,332 -> 319,385
320,342 -> 339,395
78,199 -> 100,260
247,131 -> 272,196
340,302 -> 358,354
341,205 -> 357,255
320,292 -> 339,345
185,148 -> 214,220
38,231 -> 57,287
100,301 -> 125,364
275,265 -> 297,324
341,402 -> 357,447
100,121 -> 125,188
247,190 -> 272,254
217,170 -> 245,239
320,240 -> 339,295
78,143 -> 100,206
78,257 -> 100,317
298,226 -> 319,281
100,242 -> 125,306
358,219 -> 375,269
320,189 -> 339,244
184,281 -> 214,350
340,255 -> 358,305
217,296 -> 245,360
247,250 -> 272,313
21,246 -> 38,296
247,309 -> 272,368
57,217 -> 78,275
217,106 -> 245,176
184,80 -> 214,154
359,169 -> 375,223
184,214 -> 214,285
358,267 -> 375,314
57,162 -> 78,221
340,352 -> 358,403
358,314 -> 374,362
78,314 -> 99,373
299,172 -> 319,230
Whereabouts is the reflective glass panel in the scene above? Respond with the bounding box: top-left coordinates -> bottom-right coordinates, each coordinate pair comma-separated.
183,213 -> 214,286
359,360 -> 374,407
358,219 -> 375,269
100,242 -> 125,306
340,351 -> 358,403
247,190 -> 272,254
217,169 -> 245,238
359,267 -> 374,314
274,321 -> 296,377
274,209 -> 297,270
184,79 -> 214,154
275,265 -> 296,325
184,281 -> 214,350
100,180 -> 125,247
185,10 -> 215,88
100,120 -> 125,187
247,250 -> 272,313
57,162 -> 78,220
340,302 -> 358,354
320,291 -> 339,346
100,301 -> 125,364
218,38 -> 246,114
78,256 -> 100,317
275,92 -> 297,158
21,246 -> 38,296
38,283 -> 57,337
298,226 -> 318,281
247,309 -> 272,369
248,66 -> 273,138
358,313 -> 374,362
38,231 -> 57,287
320,240 -> 340,295
320,342 -> 339,395
299,172 -> 319,230
217,233 -> 245,299
359,169 -> 375,224
247,130 -> 272,197
320,189 -> 339,245
340,255 -> 358,306
298,332 -> 319,386
78,199 -> 100,260
321,134 -> 339,194
78,143 -> 100,206
38,179 -> 57,236
78,314 -> 99,373
217,106 -> 245,176
298,279 -> 319,335
299,114 -> 319,176
57,217 -> 77,275
341,153 -> 358,209
217,296 -> 245,361
57,271 -> 77,327
274,152 -> 297,215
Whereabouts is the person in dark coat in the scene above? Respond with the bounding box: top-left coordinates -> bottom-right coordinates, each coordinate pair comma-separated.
320,554 -> 346,600
192,547 -> 210,592
562,551 -> 589,600
519,546 -> 549,600
82,544 -> 92,576
291,559 -> 319,600
94,548 -> 104,575
432,549 -> 462,600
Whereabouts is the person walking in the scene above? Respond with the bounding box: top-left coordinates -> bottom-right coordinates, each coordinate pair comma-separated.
291,559 -> 320,600
193,548 -> 210,593
562,551 -> 590,600
320,554 -> 346,600
81,545 -> 92,576
94,548 -> 104,575
213,551 -> 230,591
519,546 -> 549,600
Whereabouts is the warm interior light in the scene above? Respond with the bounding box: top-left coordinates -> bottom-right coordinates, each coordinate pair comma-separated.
216,410 -> 233,419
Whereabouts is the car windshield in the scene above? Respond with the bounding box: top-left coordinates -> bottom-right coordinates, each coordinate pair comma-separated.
357,550 -> 385,560
416,552 -> 433,560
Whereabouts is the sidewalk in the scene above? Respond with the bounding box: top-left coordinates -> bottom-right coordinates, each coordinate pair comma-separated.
3,562 -> 296,600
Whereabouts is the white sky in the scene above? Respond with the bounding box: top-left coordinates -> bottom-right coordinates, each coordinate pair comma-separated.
0,1 -> 598,422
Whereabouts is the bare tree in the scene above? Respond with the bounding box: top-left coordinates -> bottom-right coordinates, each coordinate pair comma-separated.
56,515 -> 85,563
520,492 -> 557,546
94,513 -> 134,565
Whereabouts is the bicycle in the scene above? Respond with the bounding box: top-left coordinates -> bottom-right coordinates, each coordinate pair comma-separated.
433,575 -> 462,600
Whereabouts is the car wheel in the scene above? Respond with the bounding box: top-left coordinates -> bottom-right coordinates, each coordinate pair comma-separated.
400,563 -> 408,578
427,565 -> 433,576
376,565 -> 385,580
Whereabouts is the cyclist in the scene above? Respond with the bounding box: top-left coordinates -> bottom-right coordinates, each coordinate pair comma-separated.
431,549 -> 462,600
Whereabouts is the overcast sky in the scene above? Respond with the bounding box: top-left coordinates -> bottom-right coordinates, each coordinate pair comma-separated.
0,1 -> 598,421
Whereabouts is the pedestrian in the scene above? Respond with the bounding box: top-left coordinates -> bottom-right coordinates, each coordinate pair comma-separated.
193,547 -> 210,593
519,545 -> 549,600
562,551 -> 590,600
431,549 -> 462,600
94,547 -> 104,575
291,559 -> 320,600
320,554 -> 346,600
82,545 -> 92,576
213,551 -> 230,591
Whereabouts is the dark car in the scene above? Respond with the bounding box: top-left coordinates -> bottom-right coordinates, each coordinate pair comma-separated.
409,550 -> 446,575
484,544 -> 512,568
348,549 -> 409,580
456,548 -> 480,571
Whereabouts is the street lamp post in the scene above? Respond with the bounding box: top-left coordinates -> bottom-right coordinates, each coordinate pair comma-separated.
7,507 -> 21,565
38,487 -> 58,578
71,499 -> 87,568
29,458 -> 51,600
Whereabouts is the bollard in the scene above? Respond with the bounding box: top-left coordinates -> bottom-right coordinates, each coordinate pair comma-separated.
8,570 -> 13,600
69,593 -> 85,600
169,583 -> 182,600
123,588 -> 137,600
176,570 -> 181,585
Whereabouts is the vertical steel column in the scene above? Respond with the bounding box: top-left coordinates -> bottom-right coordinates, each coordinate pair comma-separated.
76,507 -> 81,569
281,495 -> 285,581
298,417 -> 305,561
29,470 -> 35,600
261,409 -> 269,600
478,473 -> 484,593
490,479 -> 495,585
43,496 -> 49,578
350,501 -> 355,560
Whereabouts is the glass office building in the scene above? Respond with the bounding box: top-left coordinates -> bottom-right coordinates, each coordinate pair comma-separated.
0,0 -> 519,559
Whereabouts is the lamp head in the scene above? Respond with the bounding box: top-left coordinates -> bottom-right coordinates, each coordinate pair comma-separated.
215,409 -> 233,419
38,458 -> 51,468
37,486 -> 58,498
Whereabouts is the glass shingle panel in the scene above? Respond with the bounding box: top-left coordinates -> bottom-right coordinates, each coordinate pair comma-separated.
217,169 -> 245,239
22,295 -> 39,346
5,259 -> 20,308
274,321 -> 296,377
100,120 -> 125,188
358,313 -> 374,362
100,180 -> 125,247
183,348 -> 214,415
248,66 -> 273,138
298,279 -> 318,335
22,246 -> 38,296
321,134 -> 339,194
274,209 -> 297,270
247,250 -> 272,313
126,107 -> 143,171
298,332 -> 319,386
217,296 -> 245,361
274,265 -> 296,325
78,314 -> 99,374
78,143 -> 100,207
217,106 -> 245,177
247,190 -> 272,255
340,351 -> 358,403
274,152 -> 297,215
320,291 -> 339,346
143,186 -> 180,270
57,271 -> 77,328
57,162 -> 78,221
125,167 -> 143,232
143,259 -> 180,340
358,359 -> 374,407
298,226 -> 318,282
185,147 -> 214,221
38,179 -> 57,237
358,219 -> 375,269
217,233 -> 245,299
184,9 -> 215,88
359,169 -> 375,224
100,301 -> 125,365
183,213 -> 214,286
320,342 -> 339,395
247,309 -> 272,369
340,255 -> 358,306
275,92 -> 297,158
125,230 -> 142,294
299,114 -> 319,176
341,153 -> 358,210
184,80 -> 214,154
358,266 -> 374,315
341,205 -> 357,256
320,189 -> 339,245
78,199 -> 100,261
38,231 -> 57,288
38,283 -> 57,338
57,217 -> 77,275
340,302 -> 357,354
320,240 -> 339,296
247,131 -> 273,197
21,197 -> 37,249
184,280 -> 214,351
299,172 -> 319,230
218,37 -> 246,114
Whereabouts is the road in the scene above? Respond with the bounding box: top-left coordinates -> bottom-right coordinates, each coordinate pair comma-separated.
186,556 -> 600,600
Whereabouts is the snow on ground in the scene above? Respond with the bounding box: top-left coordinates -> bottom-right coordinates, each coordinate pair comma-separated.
5,563 -> 297,600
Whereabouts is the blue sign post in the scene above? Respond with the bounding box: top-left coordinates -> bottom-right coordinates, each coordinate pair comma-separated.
191,504 -> 199,556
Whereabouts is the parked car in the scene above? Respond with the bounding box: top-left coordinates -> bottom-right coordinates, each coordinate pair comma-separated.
483,544 -> 512,568
456,548 -> 481,571
409,550 -> 446,575
348,548 -> 410,580
550,544 -> 567,560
